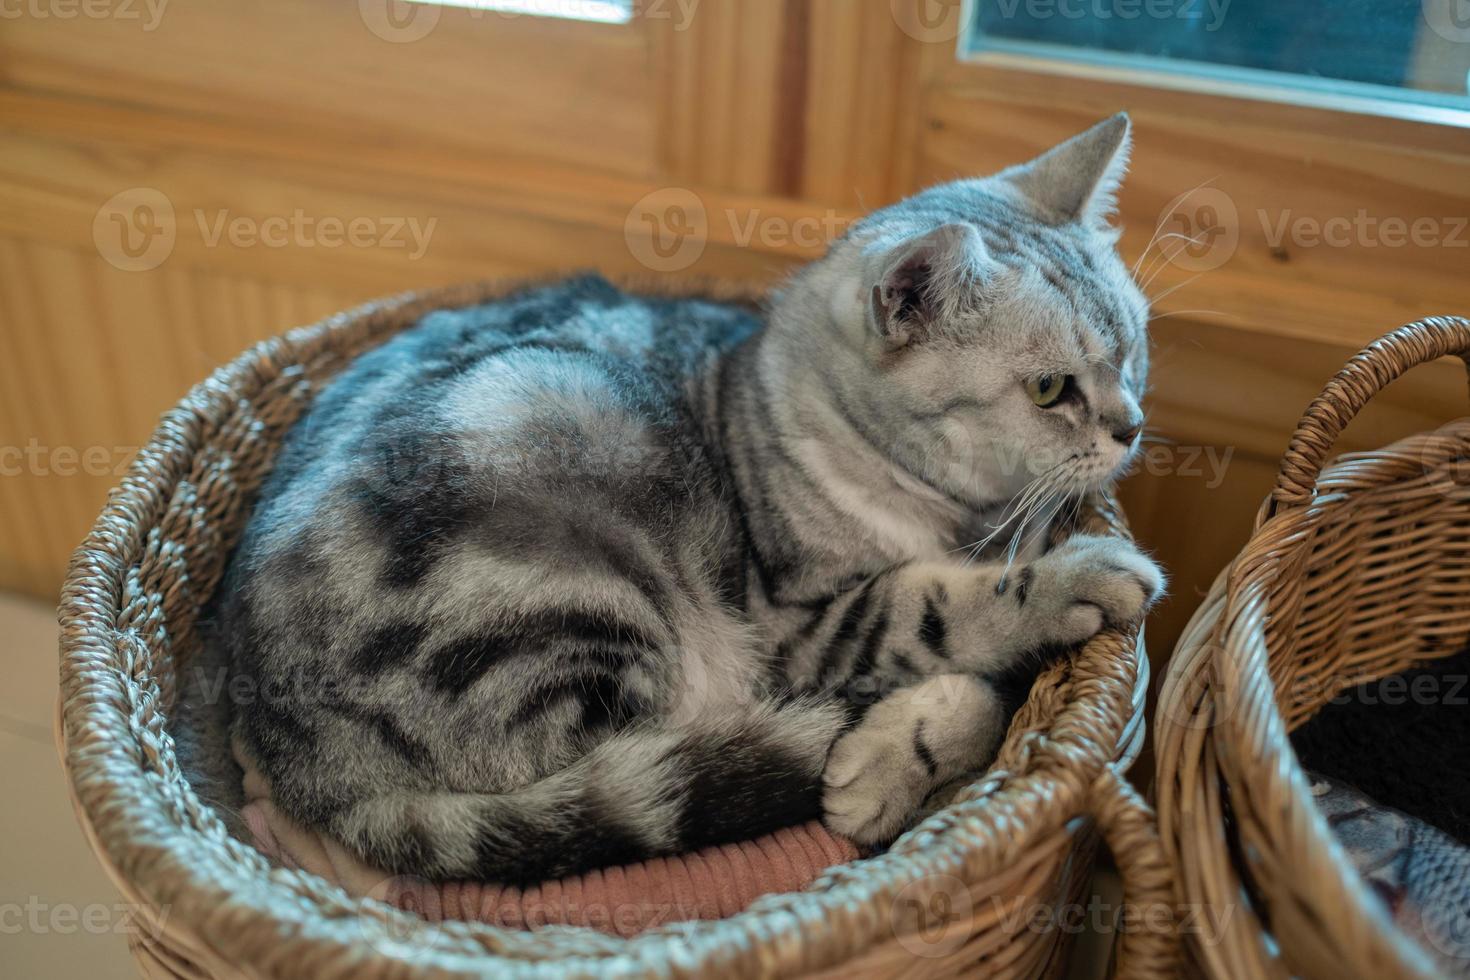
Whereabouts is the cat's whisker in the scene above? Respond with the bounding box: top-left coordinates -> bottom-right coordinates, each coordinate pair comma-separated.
1007,496 -> 1053,566
996,469 -> 1065,538
1131,215 -> 1174,279
1148,271 -> 1204,308
1000,469 -> 1079,578
1138,225 -> 1221,294
1137,234 -> 1206,295
1015,495 -> 1065,561
1139,433 -> 1175,446
995,463 -> 1076,567
971,468 -> 1053,536
1149,308 -> 1237,323
1150,230 -> 1211,250
1130,177 -> 1218,278
954,464 -> 1063,564
1002,472 -> 1058,528
1136,252 -> 1177,299
1064,491 -> 1085,535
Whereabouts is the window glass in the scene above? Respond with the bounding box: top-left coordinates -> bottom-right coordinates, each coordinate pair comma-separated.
968,0 -> 1470,110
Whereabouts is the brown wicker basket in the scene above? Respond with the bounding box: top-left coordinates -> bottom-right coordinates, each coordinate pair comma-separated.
57,277 -> 1176,979
1154,316 -> 1470,979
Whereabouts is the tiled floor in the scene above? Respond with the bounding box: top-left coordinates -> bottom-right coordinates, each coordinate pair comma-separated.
1,591 -> 133,978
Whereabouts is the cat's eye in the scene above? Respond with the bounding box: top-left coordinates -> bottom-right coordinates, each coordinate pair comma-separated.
1026,374 -> 1071,407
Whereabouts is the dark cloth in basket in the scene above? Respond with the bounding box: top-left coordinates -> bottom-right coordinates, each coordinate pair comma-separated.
1292,645 -> 1470,844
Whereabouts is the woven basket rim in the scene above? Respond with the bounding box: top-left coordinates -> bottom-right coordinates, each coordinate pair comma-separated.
1154,315 -> 1470,980
57,275 -> 1152,978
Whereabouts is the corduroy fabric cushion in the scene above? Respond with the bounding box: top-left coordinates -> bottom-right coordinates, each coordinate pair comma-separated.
236,738 -> 860,937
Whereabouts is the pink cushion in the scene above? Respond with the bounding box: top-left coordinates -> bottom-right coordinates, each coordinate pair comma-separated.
236,740 -> 859,936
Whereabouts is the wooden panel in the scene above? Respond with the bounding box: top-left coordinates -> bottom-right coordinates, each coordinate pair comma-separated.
801,1 -> 921,207
1146,317 -> 1469,460
0,0 -> 655,179
0,234 -> 358,597
648,0 -> 800,194
1119,452 -> 1279,665
0,94 -> 839,288
799,0 -> 958,208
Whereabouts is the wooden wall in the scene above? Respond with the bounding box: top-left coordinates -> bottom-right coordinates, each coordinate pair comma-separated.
2,1 -> 1466,661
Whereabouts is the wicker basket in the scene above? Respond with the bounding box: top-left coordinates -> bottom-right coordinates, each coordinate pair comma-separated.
57,277 -> 1176,979
1154,316 -> 1470,979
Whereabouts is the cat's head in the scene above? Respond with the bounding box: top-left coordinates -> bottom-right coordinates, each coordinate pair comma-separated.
779,113 -> 1148,514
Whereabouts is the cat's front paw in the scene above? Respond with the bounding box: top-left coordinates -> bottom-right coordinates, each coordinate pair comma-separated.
822,721 -> 928,845
1018,534 -> 1163,647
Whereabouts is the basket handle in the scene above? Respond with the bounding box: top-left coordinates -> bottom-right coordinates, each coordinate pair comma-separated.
1271,316 -> 1470,509
1088,766 -> 1180,979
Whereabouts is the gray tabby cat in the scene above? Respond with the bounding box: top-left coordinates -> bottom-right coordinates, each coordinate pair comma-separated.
222,113 -> 1162,885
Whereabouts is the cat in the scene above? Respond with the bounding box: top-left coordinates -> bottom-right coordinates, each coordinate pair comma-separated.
220,113 -> 1162,886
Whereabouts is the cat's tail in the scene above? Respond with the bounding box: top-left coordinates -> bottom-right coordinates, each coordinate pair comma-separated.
330,698 -> 848,885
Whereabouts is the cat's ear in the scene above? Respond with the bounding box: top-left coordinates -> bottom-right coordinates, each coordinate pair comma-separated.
1003,112 -> 1131,228
869,222 -> 989,349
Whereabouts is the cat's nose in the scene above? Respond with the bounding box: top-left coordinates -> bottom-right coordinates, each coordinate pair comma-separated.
1111,419 -> 1142,446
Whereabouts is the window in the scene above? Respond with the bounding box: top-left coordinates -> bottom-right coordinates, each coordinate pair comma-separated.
969,0 -> 1470,114
402,0 -> 632,25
